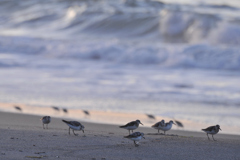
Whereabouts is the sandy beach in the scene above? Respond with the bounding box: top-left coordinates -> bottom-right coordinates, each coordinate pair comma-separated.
0,111 -> 240,160
1,0 -> 240,159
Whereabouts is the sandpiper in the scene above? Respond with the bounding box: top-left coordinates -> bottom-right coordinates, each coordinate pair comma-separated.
52,106 -> 60,111
153,120 -> 175,134
62,108 -> 68,113
174,120 -> 184,128
62,120 -> 85,136
152,119 -> 165,134
40,116 -> 51,129
124,132 -> 145,147
83,110 -> 90,116
202,125 -> 221,141
14,106 -> 22,112
119,120 -> 143,135
146,114 -> 155,120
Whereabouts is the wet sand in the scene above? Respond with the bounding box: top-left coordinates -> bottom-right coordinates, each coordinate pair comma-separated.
0,111 -> 240,160
1,102 -> 240,135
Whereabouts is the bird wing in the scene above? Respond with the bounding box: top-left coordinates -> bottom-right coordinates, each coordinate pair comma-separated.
152,122 -> 161,127
124,132 -> 141,138
40,116 -> 47,120
120,121 -> 136,128
70,121 -> 81,126
202,126 -> 215,131
62,120 -> 80,126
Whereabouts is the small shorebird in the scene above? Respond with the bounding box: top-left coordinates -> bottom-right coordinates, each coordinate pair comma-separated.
62,108 -> 68,113
161,120 -> 175,134
83,110 -> 90,116
146,114 -> 156,120
174,120 -> 184,128
52,106 -> 60,111
152,119 -> 165,134
124,132 -> 145,147
62,120 -> 85,136
119,120 -> 143,135
14,106 -> 22,112
40,116 -> 51,129
202,125 -> 221,141
152,120 -> 175,134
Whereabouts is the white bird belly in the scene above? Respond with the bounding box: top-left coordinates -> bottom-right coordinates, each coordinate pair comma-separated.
130,136 -> 142,141
68,124 -> 81,130
124,126 -> 137,130
161,125 -> 172,131
205,130 -> 217,134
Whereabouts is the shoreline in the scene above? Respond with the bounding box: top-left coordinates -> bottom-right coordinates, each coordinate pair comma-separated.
0,111 -> 240,159
0,102 -> 240,136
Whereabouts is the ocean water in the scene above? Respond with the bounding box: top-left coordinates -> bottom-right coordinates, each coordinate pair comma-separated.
0,0 -> 240,133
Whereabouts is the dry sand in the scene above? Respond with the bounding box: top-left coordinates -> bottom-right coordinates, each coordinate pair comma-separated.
0,111 -> 240,160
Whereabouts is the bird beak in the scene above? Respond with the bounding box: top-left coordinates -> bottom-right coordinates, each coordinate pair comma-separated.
220,128 -> 222,131
173,122 -> 176,125
143,136 -> 145,139
82,130 -> 84,133
140,122 -> 143,125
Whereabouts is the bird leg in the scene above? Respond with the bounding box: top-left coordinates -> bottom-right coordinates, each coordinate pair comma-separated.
43,124 -> 45,129
212,135 -> 216,141
73,130 -> 78,136
132,130 -> 133,133
46,124 -> 48,129
128,130 -> 130,135
158,129 -> 159,134
134,141 -> 139,147
207,134 -> 210,140
69,127 -> 71,135
164,131 -> 166,135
